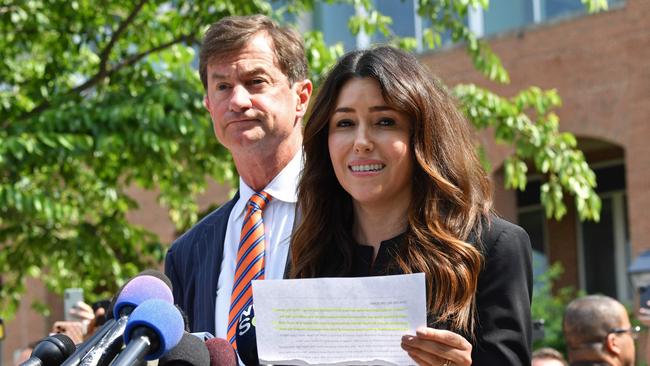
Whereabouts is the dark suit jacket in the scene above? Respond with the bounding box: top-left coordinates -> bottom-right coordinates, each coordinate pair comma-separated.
165,193 -> 239,334
471,216 -> 533,365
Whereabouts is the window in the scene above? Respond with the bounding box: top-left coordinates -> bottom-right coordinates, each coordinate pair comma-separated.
313,2 -> 357,51
310,0 -> 625,51
579,192 -> 631,300
541,0 -> 585,20
519,206 -> 549,290
483,0 -> 534,36
578,162 -> 631,300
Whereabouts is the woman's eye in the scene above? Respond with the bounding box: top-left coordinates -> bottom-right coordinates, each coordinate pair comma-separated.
377,118 -> 396,126
335,119 -> 354,128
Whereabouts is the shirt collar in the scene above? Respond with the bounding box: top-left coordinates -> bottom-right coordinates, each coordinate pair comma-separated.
233,150 -> 303,219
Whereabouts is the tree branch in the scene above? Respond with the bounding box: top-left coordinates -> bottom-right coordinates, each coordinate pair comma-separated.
111,34 -> 196,75
13,32 -> 198,126
10,0 -> 150,126
98,0 -> 149,75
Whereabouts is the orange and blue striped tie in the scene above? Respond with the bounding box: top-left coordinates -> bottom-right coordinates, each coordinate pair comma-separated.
227,191 -> 271,348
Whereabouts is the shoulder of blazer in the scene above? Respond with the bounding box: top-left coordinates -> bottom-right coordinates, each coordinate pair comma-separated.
168,192 -> 240,254
478,214 -> 529,252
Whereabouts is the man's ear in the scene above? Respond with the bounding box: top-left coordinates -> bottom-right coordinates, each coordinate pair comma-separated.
294,79 -> 313,118
203,95 -> 211,112
604,333 -> 622,356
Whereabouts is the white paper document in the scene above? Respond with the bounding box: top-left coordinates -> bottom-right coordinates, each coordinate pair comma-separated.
252,273 -> 426,366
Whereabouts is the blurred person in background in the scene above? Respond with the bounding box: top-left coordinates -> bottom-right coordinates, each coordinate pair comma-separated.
563,295 -> 637,366
532,347 -> 568,366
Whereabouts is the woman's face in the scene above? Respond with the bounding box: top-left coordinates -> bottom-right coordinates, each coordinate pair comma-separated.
328,77 -> 413,209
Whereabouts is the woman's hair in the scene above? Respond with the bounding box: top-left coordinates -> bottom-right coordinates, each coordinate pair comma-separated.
291,46 -> 492,335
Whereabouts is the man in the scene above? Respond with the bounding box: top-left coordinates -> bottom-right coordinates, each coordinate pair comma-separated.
563,295 -> 637,366
532,347 -> 568,366
164,14 -> 312,352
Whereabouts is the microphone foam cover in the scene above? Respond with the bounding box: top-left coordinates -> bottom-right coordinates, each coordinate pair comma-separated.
205,338 -> 238,366
113,275 -> 173,318
159,332 -> 210,366
107,269 -> 172,320
137,269 -> 173,291
124,299 -> 185,360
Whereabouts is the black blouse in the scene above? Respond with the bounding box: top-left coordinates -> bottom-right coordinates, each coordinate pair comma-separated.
315,216 -> 533,366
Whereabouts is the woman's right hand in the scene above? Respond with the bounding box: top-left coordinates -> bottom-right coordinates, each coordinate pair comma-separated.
401,327 -> 472,366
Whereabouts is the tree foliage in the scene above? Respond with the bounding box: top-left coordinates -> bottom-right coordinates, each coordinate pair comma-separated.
0,0 -> 605,318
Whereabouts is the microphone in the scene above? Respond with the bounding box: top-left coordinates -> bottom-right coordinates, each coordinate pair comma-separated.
74,273 -> 174,366
106,269 -> 173,320
62,270 -> 173,366
20,334 -> 76,366
205,338 -> 238,366
158,332 -> 210,366
111,299 -> 184,366
234,304 -> 259,366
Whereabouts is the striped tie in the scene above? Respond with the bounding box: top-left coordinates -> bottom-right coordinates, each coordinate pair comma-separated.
227,191 -> 271,348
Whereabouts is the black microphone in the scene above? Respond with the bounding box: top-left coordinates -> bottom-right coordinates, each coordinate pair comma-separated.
234,304 -> 260,366
111,299 -> 184,366
158,332 -> 210,366
74,272 -> 174,366
20,334 -> 75,366
205,338 -> 238,366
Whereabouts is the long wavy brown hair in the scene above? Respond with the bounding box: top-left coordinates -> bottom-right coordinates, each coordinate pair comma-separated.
291,46 -> 492,336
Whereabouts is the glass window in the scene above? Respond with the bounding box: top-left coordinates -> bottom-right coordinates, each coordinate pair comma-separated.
313,2 -> 356,51
541,0 -> 585,21
518,207 -> 548,290
582,196 -> 616,297
483,0 -> 534,36
374,0 -> 416,43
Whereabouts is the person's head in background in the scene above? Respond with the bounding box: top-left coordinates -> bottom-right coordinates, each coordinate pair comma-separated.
532,347 -> 568,366
292,45 -> 491,336
199,15 -> 312,190
563,295 -> 637,366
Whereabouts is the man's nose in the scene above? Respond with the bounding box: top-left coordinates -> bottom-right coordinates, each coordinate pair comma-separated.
229,85 -> 253,112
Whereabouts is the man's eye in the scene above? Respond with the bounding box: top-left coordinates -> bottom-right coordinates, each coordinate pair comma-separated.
216,83 -> 230,91
248,79 -> 266,86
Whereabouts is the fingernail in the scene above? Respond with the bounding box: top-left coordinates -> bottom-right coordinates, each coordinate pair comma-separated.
402,335 -> 414,342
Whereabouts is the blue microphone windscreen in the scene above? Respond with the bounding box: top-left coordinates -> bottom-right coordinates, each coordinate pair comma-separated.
113,275 -> 173,318
124,299 -> 185,360
159,332 -> 210,366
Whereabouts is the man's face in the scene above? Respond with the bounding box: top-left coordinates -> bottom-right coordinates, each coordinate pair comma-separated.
617,313 -> 636,366
203,32 -> 310,158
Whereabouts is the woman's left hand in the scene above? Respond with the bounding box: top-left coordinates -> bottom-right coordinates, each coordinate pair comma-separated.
401,326 -> 472,366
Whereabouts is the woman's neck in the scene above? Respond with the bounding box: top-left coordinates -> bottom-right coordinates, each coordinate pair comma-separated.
352,200 -> 409,252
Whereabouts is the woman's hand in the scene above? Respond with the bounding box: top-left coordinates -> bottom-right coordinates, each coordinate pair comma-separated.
401,327 -> 472,366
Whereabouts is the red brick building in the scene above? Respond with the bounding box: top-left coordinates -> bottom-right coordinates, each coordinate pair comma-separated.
420,0 -> 649,300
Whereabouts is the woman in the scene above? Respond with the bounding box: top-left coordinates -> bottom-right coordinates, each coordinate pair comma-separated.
291,46 -> 532,365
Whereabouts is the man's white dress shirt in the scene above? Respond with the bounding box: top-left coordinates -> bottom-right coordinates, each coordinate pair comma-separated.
214,151 -> 301,338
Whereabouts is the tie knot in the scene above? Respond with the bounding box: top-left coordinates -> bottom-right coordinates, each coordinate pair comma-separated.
248,191 -> 271,212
